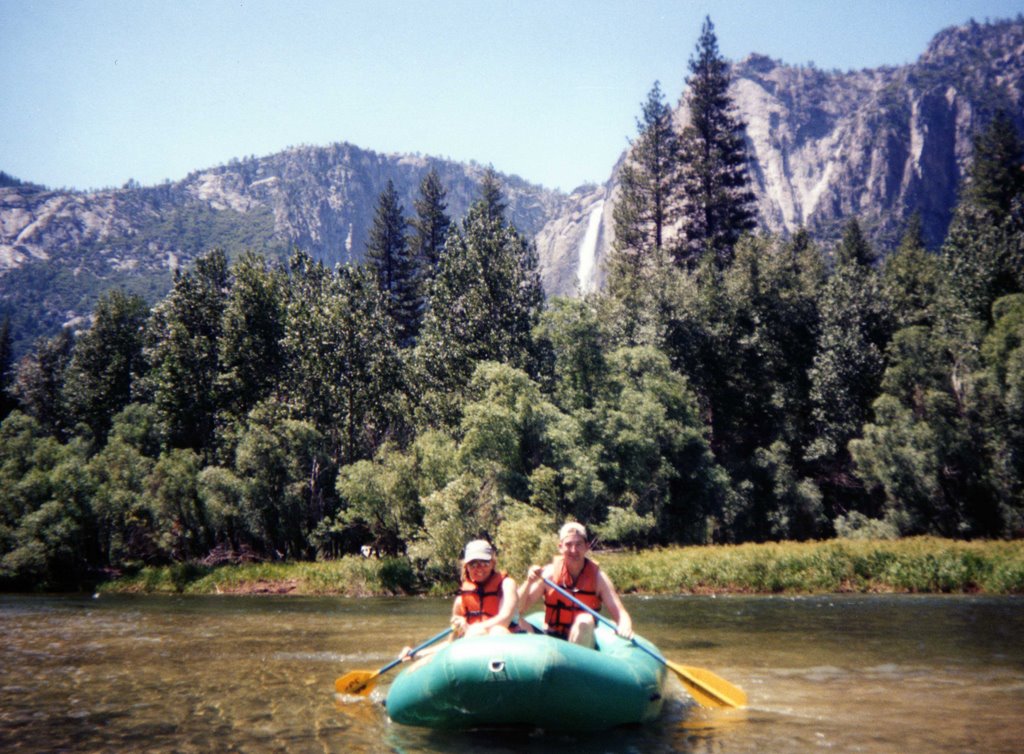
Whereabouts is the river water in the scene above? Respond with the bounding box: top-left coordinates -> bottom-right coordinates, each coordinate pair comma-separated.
1,593 -> 1021,753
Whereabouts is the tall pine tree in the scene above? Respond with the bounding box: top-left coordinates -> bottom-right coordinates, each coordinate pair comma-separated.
140,249 -> 229,454
881,214 -> 944,330
478,167 -> 508,224
415,176 -> 543,427
962,110 -> 1024,223
0,316 -> 14,420
409,169 -> 451,331
943,112 -> 1024,323
609,81 -> 683,343
365,180 -> 418,346
62,290 -> 149,443
410,169 -> 451,285
676,16 -> 756,268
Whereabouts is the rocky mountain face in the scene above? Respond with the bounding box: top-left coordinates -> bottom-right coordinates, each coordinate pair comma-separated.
1,18 -> 1021,353
542,17 -> 1024,294
0,147 -> 573,353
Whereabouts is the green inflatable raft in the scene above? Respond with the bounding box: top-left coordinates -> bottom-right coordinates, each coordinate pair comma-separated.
384,614 -> 668,730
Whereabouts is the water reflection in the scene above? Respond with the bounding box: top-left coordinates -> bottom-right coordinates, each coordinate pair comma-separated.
1,594 -> 1022,753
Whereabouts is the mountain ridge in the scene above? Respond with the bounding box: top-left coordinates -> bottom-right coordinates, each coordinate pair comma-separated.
538,17 -> 1024,294
2,17 -> 1022,354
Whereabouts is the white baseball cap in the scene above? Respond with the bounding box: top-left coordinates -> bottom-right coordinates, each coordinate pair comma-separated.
463,539 -> 495,562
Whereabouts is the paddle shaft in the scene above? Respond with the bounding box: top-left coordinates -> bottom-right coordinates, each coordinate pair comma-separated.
335,626 -> 454,696
378,626 -> 453,675
541,576 -> 746,708
541,576 -> 653,656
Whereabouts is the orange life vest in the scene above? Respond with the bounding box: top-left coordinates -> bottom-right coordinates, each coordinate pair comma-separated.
543,556 -> 602,638
455,569 -> 507,624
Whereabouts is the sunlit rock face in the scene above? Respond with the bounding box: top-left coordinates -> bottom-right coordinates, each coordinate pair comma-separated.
0,147 -> 570,350
1,20 -> 1021,346
537,18 -> 1024,295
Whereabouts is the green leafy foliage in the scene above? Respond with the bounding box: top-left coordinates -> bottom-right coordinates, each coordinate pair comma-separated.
11,329 -> 74,439
414,177 -> 544,427
807,220 -> 890,466
281,253 -> 405,466
977,294 -> 1024,529
216,252 -> 287,432
63,290 -> 149,443
140,249 -> 229,452
0,413 -> 96,587
335,442 -> 424,557
3,110 -> 1024,589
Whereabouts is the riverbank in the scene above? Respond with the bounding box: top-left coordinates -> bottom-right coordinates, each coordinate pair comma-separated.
97,537 -> 1024,596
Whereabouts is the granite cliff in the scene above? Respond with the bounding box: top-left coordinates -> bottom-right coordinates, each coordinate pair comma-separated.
0,148 -> 572,352
542,18 -> 1024,294
1,18 -> 1021,351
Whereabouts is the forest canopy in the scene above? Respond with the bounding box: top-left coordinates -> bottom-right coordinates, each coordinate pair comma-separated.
1,23 -> 1022,590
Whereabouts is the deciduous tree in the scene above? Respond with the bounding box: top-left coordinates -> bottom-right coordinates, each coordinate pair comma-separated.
807,220 -> 890,511
63,290 -> 149,443
12,329 -> 73,439
140,249 -> 229,454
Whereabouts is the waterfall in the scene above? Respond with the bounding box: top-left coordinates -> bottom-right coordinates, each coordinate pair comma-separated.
577,200 -> 604,294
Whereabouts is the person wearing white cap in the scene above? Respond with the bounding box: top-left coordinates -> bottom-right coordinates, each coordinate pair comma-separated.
399,538 -> 519,661
450,539 -> 518,638
517,521 -> 633,647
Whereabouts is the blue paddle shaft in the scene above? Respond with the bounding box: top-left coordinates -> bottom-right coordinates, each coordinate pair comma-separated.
543,577 -> 747,709
541,576 -> 667,666
542,576 -> 616,630
378,626 -> 453,674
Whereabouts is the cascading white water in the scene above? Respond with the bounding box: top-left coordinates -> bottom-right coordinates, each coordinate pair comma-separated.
576,199 -> 604,294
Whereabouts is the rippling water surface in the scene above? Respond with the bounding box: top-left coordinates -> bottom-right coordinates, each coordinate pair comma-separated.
1,593 -> 1021,753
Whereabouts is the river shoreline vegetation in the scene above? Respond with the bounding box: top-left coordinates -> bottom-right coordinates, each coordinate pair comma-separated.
98,538 -> 1024,596
2,22 -> 1024,594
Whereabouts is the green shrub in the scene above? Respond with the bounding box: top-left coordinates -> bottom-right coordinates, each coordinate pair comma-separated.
378,558 -> 415,594
599,537 -> 1024,594
835,512 -> 900,540
594,506 -> 657,548
169,561 -> 210,592
98,537 -> 1024,595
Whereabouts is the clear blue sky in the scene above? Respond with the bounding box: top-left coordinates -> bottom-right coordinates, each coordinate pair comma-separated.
2,0 -> 1022,193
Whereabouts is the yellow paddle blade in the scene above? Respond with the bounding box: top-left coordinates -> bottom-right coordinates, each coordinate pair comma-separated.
666,660 -> 747,709
334,670 -> 380,696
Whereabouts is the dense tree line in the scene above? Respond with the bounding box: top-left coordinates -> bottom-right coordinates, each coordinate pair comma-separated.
1,21 -> 1022,589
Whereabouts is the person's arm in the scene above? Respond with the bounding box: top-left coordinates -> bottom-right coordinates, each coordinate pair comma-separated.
516,564 -> 550,617
596,569 -> 633,639
399,638 -> 447,661
450,595 -> 467,637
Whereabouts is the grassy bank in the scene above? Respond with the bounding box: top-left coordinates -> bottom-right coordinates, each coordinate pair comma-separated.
599,537 -> 1024,594
98,537 -> 1024,596
99,556 -> 416,596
